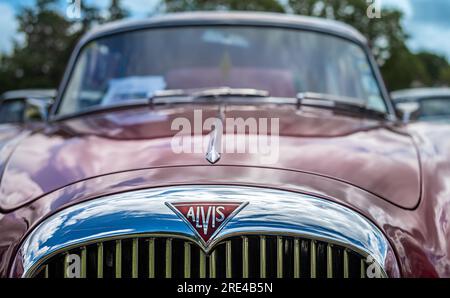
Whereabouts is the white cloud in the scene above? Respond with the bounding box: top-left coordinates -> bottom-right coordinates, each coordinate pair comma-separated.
407,23 -> 450,60
382,0 -> 413,18
0,3 -> 19,54
122,0 -> 160,18
381,0 -> 450,60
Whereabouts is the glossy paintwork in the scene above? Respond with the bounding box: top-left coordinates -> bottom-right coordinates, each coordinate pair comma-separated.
0,105 -> 420,211
0,104 -> 448,277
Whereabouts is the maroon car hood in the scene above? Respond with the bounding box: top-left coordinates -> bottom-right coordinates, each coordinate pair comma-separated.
0,105 -> 421,211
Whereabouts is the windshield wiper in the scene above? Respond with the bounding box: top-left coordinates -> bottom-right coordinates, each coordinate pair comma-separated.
147,88 -> 389,120
296,92 -> 390,120
149,87 -> 269,104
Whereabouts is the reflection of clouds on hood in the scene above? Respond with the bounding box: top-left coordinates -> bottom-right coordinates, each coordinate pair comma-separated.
22,213 -> 67,268
0,169 -> 43,207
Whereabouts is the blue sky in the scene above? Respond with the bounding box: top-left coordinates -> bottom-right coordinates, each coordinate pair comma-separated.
1,0 -> 450,61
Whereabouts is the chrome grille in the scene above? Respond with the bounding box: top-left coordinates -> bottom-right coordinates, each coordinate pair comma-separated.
32,235 -> 371,278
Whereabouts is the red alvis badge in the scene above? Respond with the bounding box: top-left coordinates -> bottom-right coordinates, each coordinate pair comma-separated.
166,202 -> 247,244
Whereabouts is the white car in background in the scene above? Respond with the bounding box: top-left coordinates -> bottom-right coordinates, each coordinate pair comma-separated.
391,87 -> 450,123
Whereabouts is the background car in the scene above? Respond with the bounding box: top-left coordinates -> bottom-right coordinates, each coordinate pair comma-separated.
391,88 -> 450,123
0,89 -> 56,125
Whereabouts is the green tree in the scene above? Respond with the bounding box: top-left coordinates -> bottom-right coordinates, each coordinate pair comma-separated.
415,52 -> 450,86
0,0 -> 131,94
108,0 -> 129,21
163,0 -> 285,13
287,0 -> 406,66
0,0 -> 75,92
380,46 -> 430,90
285,0 -> 450,89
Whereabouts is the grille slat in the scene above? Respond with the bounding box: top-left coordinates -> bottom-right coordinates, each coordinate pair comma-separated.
276,236 -> 283,278
199,250 -> 207,278
310,240 -> 316,278
209,250 -> 217,278
132,239 -> 138,278
242,236 -> 249,278
327,244 -> 333,278
115,240 -> 122,278
32,235 -> 375,278
97,243 -> 103,278
165,239 -> 172,278
148,238 -> 155,278
344,249 -> 349,278
225,241 -> 232,278
260,236 -> 266,278
184,242 -> 191,278
360,259 -> 366,278
63,253 -> 69,278
80,247 -> 87,278
294,238 -> 300,278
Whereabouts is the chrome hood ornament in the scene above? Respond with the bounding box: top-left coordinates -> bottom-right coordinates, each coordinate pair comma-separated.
205,124 -> 221,164
205,107 -> 224,164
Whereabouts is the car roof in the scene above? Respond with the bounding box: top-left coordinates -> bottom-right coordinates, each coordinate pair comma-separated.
1,89 -> 56,101
391,88 -> 450,101
80,11 -> 367,45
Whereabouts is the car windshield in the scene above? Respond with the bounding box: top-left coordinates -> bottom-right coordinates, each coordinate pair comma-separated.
420,97 -> 450,120
58,26 -> 386,115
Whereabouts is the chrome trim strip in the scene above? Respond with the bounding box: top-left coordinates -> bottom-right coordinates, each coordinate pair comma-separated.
148,238 -> 155,278
294,238 -> 300,278
20,185 -> 392,277
277,236 -> 283,278
310,240 -> 316,278
242,236 -> 249,278
344,249 -> 349,278
132,238 -> 138,278
165,238 -> 172,278
327,244 -> 333,278
80,247 -> 86,278
115,240 -> 122,278
199,250 -> 207,278
63,253 -> 69,278
184,242 -> 191,278
260,236 -> 266,278
209,250 -> 216,278
225,241 -> 232,278
97,243 -> 103,278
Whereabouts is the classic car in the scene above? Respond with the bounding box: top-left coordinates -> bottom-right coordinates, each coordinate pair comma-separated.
0,89 -> 56,125
0,12 -> 449,279
0,89 -> 56,147
392,87 -> 450,123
